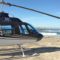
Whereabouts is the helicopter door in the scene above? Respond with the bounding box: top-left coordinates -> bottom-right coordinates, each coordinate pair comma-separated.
19,25 -> 29,35
18,24 -> 38,43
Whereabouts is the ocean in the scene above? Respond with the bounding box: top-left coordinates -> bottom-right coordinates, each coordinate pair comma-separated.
37,28 -> 60,36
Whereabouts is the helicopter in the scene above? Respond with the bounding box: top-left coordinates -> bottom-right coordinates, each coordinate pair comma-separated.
0,12 -> 43,45
0,0 -> 44,45
0,0 -> 60,57
0,0 -> 60,45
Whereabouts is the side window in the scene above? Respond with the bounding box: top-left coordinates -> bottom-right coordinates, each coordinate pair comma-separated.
0,25 -> 12,36
19,25 -> 29,34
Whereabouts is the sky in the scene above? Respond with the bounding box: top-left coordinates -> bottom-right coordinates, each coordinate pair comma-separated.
0,0 -> 60,28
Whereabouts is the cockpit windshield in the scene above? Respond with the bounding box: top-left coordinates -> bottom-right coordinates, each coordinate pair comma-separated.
19,23 -> 38,35
26,24 -> 38,34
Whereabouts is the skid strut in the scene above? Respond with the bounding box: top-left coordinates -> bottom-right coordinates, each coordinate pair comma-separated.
17,44 -> 26,57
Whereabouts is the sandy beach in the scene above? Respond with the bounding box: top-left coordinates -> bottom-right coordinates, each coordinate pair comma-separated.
0,36 -> 60,60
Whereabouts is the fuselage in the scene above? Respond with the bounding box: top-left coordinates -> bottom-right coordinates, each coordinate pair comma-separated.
0,12 -> 43,45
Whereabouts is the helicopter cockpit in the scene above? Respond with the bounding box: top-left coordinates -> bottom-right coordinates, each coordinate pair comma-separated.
0,12 -> 43,40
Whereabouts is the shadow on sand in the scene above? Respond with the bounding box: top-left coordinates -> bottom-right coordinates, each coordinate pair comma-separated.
0,47 -> 60,60
0,47 -> 60,56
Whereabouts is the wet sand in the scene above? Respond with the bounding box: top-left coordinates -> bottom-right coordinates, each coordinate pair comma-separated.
0,36 -> 60,60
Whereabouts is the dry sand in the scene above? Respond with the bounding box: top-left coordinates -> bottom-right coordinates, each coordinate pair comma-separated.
0,36 -> 60,60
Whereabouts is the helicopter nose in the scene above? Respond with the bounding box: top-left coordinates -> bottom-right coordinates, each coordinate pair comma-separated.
37,34 -> 43,41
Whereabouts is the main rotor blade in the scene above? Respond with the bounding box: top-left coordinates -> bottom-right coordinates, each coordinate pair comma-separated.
0,2 -> 60,19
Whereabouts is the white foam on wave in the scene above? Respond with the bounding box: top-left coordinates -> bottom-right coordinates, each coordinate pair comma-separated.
40,32 -> 57,36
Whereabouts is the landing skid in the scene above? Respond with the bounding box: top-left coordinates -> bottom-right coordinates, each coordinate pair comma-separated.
17,44 -> 39,57
0,44 -> 39,58
17,44 -> 26,57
